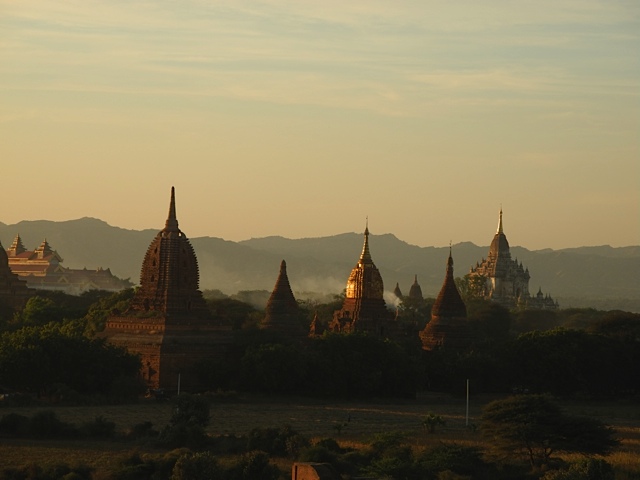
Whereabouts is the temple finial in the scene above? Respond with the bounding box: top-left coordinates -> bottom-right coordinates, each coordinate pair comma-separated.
497,207 -> 503,234
360,218 -> 372,263
165,186 -> 179,231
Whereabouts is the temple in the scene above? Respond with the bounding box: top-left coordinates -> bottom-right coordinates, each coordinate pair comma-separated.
260,259 -> 306,338
329,223 -> 394,336
102,187 -> 231,392
0,239 -> 32,311
420,249 -> 471,350
6,235 -> 131,294
467,209 -> 558,310
408,275 -> 423,300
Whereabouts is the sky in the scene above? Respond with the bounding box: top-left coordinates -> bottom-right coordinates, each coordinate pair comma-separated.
1,1 -> 638,250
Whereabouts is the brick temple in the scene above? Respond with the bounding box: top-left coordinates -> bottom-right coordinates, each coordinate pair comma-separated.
260,259 -> 307,338
420,249 -> 471,350
102,187 -> 231,392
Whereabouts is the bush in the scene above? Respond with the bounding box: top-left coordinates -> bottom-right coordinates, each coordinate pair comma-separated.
542,458 -> 614,480
158,423 -> 208,450
171,451 -> 223,480
0,463 -> 93,480
0,413 -> 29,437
170,394 -> 210,428
80,416 -> 116,438
28,410 -> 77,439
125,421 -> 159,440
226,451 -> 280,480
246,425 -> 306,457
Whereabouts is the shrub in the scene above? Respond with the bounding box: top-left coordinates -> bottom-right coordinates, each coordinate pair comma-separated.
0,413 -> 29,437
542,458 -> 614,480
28,410 -> 77,439
171,451 -> 223,480
226,451 -> 280,480
125,421 -> 158,440
80,415 -> 116,438
246,425 -> 306,457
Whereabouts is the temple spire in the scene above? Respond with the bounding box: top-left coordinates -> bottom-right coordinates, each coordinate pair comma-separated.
497,207 -> 504,234
164,186 -> 179,232
359,219 -> 372,264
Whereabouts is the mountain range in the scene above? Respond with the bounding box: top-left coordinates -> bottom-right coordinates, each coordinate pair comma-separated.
1,218 -> 639,312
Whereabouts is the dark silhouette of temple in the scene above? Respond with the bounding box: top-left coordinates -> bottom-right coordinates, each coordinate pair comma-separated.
468,209 -> 558,310
102,187 -> 231,391
329,223 -> 394,336
260,259 -> 306,338
420,249 -> 471,350
408,275 -> 423,300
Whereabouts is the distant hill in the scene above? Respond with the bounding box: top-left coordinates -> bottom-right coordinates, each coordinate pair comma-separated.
1,218 -> 639,311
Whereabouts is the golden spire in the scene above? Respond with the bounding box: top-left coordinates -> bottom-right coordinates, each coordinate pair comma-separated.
359,218 -> 372,264
497,207 -> 504,234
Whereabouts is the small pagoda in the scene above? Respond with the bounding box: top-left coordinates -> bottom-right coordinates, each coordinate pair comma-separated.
420,248 -> 472,350
103,187 -> 231,392
260,260 -> 306,338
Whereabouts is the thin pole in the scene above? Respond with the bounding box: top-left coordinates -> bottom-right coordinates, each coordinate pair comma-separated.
177,373 -> 181,396
465,379 -> 469,427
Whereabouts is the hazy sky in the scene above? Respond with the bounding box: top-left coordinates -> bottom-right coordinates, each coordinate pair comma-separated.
1,1 -> 638,250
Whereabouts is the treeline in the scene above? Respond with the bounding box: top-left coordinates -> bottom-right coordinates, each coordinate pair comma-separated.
0,289 -> 639,401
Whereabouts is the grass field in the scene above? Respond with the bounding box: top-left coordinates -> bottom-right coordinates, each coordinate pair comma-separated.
1,393 -> 638,479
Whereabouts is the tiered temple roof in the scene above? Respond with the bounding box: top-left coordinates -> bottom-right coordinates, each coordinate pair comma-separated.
6,235 -> 129,294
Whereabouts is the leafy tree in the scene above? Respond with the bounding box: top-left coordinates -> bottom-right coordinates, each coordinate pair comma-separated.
239,343 -> 307,393
506,328 -> 631,397
481,394 -> 618,469
0,323 -> 140,398
170,393 -> 210,428
456,274 -> 487,303
159,394 -> 211,449
82,288 -> 134,334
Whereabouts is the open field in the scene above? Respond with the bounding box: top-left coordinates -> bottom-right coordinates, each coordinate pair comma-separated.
1,394 -> 639,478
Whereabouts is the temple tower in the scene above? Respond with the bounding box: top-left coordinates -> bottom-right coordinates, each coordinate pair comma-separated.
261,260 -> 306,337
329,223 -> 393,336
468,209 -> 556,309
393,282 -> 403,299
103,187 -> 231,391
408,275 -> 423,300
420,249 -> 471,350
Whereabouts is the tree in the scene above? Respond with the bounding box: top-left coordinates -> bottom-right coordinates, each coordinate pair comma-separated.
481,395 -> 618,469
